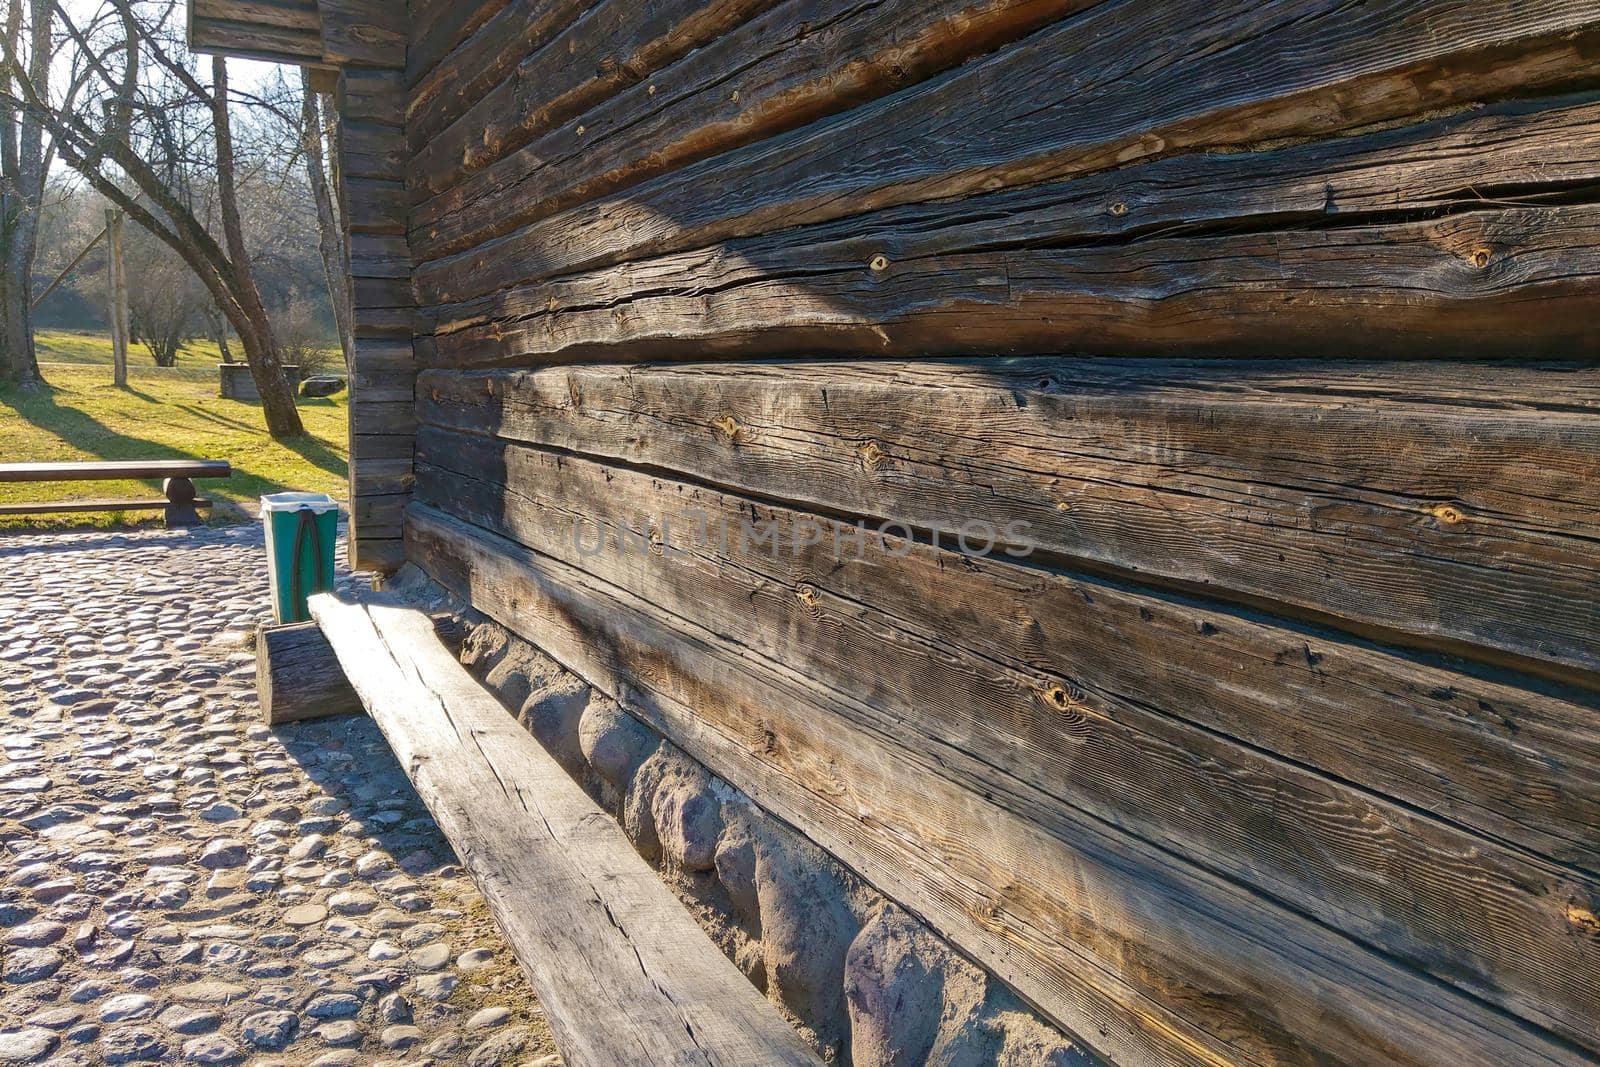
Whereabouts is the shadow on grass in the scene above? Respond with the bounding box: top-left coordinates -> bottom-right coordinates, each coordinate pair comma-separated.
279,432 -> 349,480
1,381 -> 182,467
0,381 -> 349,528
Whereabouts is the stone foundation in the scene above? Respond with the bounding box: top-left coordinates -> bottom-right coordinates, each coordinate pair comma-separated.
398,570 -> 1097,1066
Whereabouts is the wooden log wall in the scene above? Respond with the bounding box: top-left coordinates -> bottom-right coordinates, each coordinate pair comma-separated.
335,4 -> 413,574
396,1 -> 1600,1064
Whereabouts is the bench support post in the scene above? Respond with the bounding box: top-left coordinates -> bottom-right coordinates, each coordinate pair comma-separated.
162,477 -> 204,528
256,622 -> 364,725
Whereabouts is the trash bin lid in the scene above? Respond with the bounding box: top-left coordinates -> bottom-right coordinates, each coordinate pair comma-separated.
261,492 -> 339,517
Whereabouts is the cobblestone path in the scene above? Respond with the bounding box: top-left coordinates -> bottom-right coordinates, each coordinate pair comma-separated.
0,526 -> 559,1066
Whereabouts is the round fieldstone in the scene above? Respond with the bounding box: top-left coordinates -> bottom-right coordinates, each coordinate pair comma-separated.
377,993 -> 411,1024
326,891 -> 377,916
3,921 -> 65,947
466,1007 -> 510,1031
240,1011 -> 298,1050
466,1027 -> 540,1067
99,1027 -> 167,1064
303,993 -> 361,1020
380,1025 -> 421,1050
157,1007 -> 219,1035
413,974 -> 457,1002
457,948 -> 495,971
179,1035 -> 243,1065
411,942 -> 451,972
198,840 -> 247,870
315,1021 -> 362,1046
0,1027 -> 55,1064
3,948 -> 62,983
98,995 -> 157,1023
283,904 -> 326,927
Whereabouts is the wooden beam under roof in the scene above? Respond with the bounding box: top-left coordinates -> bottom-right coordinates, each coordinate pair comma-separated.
187,0 -> 404,70
188,0 -> 325,65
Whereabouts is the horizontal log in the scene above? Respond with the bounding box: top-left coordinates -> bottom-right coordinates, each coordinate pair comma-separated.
406,504 -> 1594,1067
350,535 -> 406,574
409,0 -> 1102,254
340,122 -> 408,181
344,178 -> 408,236
416,91 -> 1600,315
0,497 -> 212,516
189,13 -> 323,65
411,0 -> 1600,302
354,277 -> 413,309
255,622 -> 364,725
349,234 -> 411,280
353,308 -> 414,339
350,401 -> 417,437
349,456 -> 414,498
339,67 -> 404,126
415,430 -> 1600,1045
349,432 -> 416,462
417,356 -> 1600,685
407,0 -> 508,88
320,0 -> 406,68
406,0 -> 594,152
407,0 -> 831,204
421,202 -> 1600,362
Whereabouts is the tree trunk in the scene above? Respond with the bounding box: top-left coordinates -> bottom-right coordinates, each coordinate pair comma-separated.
0,0 -> 46,390
212,56 -> 303,438
302,74 -> 353,373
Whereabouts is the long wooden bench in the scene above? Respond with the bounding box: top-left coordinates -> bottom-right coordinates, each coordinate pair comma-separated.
303,592 -> 822,1067
0,460 -> 232,527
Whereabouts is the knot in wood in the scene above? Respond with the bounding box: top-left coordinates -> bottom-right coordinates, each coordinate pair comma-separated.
1470,247 -> 1492,269
1429,503 -> 1467,526
869,254 -> 890,273
1109,201 -> 1129,217
858,440 -> 886,471
714,414 -> 741,440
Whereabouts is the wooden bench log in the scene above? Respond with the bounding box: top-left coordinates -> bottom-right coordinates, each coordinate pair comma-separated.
0,460 -> 233,482
256,622 -> 365,726
305,592 -> 823,1067
0,460 -> 233,528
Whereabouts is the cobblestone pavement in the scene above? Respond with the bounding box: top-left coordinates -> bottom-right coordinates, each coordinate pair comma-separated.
0,526 -> 559,1067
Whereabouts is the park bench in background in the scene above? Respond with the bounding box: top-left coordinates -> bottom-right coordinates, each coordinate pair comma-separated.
0,460 -> 232,527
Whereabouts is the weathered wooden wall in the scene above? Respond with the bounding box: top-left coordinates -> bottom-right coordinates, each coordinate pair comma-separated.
334,7 -> 414,574
396,2 -> 1600,1064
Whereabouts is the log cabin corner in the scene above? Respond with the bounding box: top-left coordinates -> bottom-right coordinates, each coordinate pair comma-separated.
197,3 -> 1600,1066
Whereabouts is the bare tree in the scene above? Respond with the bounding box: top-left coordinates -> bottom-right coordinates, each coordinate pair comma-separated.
0,0 -> 51,387
301,71 -> 351,371
2,0 -> 305,436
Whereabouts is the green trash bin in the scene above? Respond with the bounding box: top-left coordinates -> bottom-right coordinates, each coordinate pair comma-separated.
262,492 -> 340,624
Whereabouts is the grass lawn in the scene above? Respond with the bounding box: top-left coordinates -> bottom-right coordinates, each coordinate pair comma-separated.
35,329 -> 343,371
0,359 -> 348,529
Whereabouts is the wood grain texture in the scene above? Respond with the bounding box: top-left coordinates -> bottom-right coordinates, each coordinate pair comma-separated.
414,94 -> 1600,356
320,0 -> 406,68
256,622 -> 364,725
413,430 -> 1600,1047
405,0 -> 593,152
338,66 -> 416,576
408,0 -> 780,205
406,0 -> 508,88
408,0 -> 1096,250
405,506 -> 1597,1067
410,0 -> 1600,302
307,593 -> 823,1067
417,356 -> 1600,686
